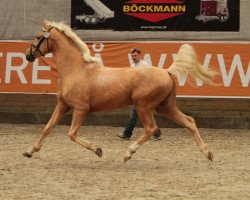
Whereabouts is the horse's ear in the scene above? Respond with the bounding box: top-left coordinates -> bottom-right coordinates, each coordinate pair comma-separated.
43,20 -> 50,29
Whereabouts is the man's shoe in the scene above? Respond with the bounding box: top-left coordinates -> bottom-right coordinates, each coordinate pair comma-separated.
117,133 -> 130,140
152,129 -> 162,141
153,135 -> 162,141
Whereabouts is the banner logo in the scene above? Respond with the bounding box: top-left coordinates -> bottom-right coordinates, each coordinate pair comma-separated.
123,0 -> 186,22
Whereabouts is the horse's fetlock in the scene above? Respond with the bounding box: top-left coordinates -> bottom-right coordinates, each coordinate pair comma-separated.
199,144 -> 208,152
33,147 -> 40,152
146,127 -> 158,136
69,134 -> 76,142
129,142 -> 139,154
129,147 -> 136,155
130,149 -> 136,155
33,144 -> 41,152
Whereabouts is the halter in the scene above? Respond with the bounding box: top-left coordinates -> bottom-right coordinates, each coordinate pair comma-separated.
28,27 -> 53,59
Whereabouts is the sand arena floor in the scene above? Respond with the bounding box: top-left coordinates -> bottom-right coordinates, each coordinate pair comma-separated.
0,124 -> 249,200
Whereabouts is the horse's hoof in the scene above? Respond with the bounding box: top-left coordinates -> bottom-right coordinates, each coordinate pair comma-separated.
23,152 -> 32,158
95,147 -> 102,157
124,155 -> 131,162
207,152 -> 213,161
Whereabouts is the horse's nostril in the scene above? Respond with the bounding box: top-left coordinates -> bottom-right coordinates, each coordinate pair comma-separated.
26,54 -> 36,62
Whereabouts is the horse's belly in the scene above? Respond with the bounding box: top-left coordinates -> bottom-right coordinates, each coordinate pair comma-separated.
89,93 -> 132,112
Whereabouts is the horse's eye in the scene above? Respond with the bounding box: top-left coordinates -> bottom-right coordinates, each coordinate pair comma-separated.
36,36 -> 41,40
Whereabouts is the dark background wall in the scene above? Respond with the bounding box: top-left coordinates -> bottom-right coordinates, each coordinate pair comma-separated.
0,0 -> 249,41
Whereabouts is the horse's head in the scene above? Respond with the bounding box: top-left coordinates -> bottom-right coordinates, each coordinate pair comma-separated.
25,20 -> 53,62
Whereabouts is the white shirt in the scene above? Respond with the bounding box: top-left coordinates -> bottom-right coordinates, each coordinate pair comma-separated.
131,59 -> 150,67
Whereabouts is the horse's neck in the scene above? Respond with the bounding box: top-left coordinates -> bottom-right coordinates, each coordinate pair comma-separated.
52,39 -> 85,80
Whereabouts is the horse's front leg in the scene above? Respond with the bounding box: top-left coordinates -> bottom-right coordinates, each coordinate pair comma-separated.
23,102 -> 70,158
124,109 -> 158,162
67,109 -> 102,157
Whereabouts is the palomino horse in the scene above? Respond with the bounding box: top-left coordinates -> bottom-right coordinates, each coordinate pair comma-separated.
24,20 -> 216,162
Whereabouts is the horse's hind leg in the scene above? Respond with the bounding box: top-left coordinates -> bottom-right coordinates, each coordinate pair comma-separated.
156,105 -> 213,161
124,107 -> 158,162
23,101 -> 70,158
67,109 -> 102,157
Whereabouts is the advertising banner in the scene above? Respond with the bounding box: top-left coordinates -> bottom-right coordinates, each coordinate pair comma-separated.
71,0 -> 115,30
71,0 -> 240,31
0,41 -> 58,93
0,41 -> 249,98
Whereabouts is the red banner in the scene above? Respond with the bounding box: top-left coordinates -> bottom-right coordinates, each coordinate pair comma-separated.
0,41 -> 249,98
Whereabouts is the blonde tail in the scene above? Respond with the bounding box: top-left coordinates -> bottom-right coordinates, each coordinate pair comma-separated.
167,44 -> 218,86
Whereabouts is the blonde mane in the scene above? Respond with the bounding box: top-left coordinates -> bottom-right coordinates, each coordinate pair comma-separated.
45,20 -> 100,63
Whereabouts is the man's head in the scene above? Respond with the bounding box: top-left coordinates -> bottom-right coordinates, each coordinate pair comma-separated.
130,48 -> 141,63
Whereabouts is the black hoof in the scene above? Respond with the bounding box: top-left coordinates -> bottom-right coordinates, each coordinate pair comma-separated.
23,152 -> 32,158
208,152 -> 213,161
95,147 -> 102,157
124,155 -> 131,162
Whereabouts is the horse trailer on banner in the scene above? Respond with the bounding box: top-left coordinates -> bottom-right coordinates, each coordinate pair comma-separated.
75,0 -> 114,24
196,0 -> 229,23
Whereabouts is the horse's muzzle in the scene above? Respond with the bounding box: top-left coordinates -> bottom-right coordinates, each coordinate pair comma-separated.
26,53 -> 36,62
